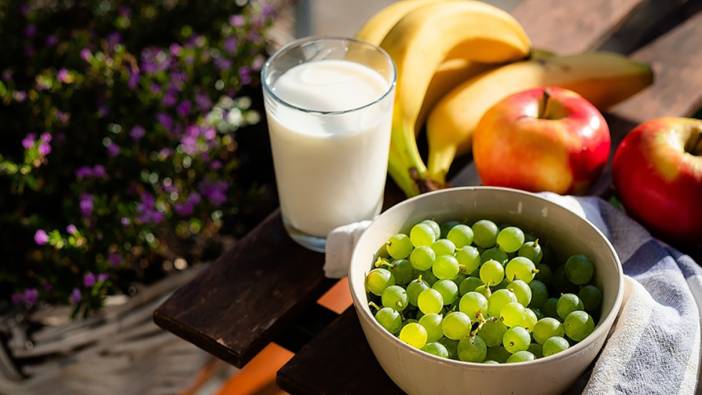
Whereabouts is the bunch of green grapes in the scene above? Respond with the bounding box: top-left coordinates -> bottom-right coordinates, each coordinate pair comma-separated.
365,219 -> 603,364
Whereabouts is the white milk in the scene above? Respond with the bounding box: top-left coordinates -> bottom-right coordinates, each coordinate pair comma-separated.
266,59 -> 393,237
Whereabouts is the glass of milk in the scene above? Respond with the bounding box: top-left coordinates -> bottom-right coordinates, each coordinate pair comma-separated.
262,37 -> 396,252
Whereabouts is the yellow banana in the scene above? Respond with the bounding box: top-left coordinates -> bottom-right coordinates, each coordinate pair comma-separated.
426,52 -> 654,184
380,1 -> 531,196
356,0 -> 446,45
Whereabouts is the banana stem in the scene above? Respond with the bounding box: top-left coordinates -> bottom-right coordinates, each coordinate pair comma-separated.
388,151 -> 420,196
427,144 -> 457,185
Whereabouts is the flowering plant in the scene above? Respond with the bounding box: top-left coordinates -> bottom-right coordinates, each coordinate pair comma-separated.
0,0 -> 279,317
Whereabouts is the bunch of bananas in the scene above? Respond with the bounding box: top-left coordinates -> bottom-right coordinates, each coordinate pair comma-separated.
357,0 -> 653,196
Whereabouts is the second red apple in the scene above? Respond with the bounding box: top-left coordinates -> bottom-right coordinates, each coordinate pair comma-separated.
473,87 -> 610,194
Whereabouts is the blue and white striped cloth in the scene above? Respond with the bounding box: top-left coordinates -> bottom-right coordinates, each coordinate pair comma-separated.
324,193 -> 701,394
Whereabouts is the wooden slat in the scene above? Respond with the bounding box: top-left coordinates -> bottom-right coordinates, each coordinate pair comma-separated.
512,0 -> 645,54
153,210 -> 330,367
277,308 -> 403,395
613,12 -> 702,121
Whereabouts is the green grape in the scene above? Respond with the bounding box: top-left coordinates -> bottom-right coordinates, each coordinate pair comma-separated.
422,342 -> 449,358
522,308 -> 538,331
475,284 -> 492,299
407,278 -> 430,306
565,255 -> 594,285
433,279 -> 458,305
553,265 -> 578,294
457,335 -> 487,362
480,259 -> 505,286
528,342 -> 543,358
534,264 -> 552,285
391,259 -> 414,285
472,220 -> 498,248
438,337 -> 459,358
500,302 -> 526,328
459,292 -> 488,320
502,326 -> 530,353
382,285 -> 408,311
506,280 -> 532,306
533,317 -> 564,344
422,220 -> 441,239
557,293 -> 584,320
486,345 -> 511,363
410,223 -> 436,247
579,285 -> 603,313
386,233 -> 413,259
542,336 -> 570,357
399,322 -> 428,349
420,269 -> 439,286
447,224 -> 474,248
507,350 -> 535,363
440,221 -> 461,238
542,297 -> 559,318
410,246 -> 436,271
431,239 -> 456,256
488,289 -> 517,317
505,257 -> 537,283
365,268 -> 395,296
479,320 -> 508,347
459,276 -> 483,296
432,255 -> 460,280
480,248 -> 509,265
375,307 -> 402,334
441,311 -> 471,340
484,360 -> 500,364
518,240 -> 543,264
418,288 -> 443,314
419,313 -> 444,342
528,280 -> 548,309
456,246 -> 481,275
496,226 -> 525,253
564,311 -> 595,341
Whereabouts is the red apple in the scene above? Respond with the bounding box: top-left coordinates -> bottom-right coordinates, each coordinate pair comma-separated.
473,87 -> 610,194
613,117 -> 702,242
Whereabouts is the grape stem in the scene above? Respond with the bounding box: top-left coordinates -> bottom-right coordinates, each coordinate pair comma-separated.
368,301 -> 382,312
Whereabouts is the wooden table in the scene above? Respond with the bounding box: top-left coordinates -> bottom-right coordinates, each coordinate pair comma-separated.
154,1 -> 702,393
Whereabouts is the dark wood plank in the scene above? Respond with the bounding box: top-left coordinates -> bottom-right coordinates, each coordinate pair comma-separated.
277,308 -> 403,395
512,0 -> 645,54
613,12 -> 702,121
153,210 -> 330,367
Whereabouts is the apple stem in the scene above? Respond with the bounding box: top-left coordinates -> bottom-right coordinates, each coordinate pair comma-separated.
686,127 -> 702,156
539,90 -> 551,119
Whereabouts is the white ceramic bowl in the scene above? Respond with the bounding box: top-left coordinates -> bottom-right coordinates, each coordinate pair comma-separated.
349,187 -> 623,395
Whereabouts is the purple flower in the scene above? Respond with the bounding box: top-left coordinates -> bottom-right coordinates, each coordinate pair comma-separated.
176,100 -> 191,117
70,288 -> 82,304
108,252 -> 122,266
195,93 -> 212,112
215,57 -> 232,71
24,24 -> 37,38
38,142 -> 51,156
252,55 -> 265,71
83,272 -> 96,287
66,224 -> 78,235
128,69 -> 140,90
56,111 -> 70,125
93,165 -> 107,178
137,193 -> 164,224
150,83 -> 162,95
175,192 -> 202,216
57,69 -> 71,83
34,229 -> 49,245
79,194 -> 93,217
230,15 -> 245,27
262,3 -> 276,18
75,166 -> 94,178
224,37 -> 238,54
80,48 -> 92,62
11,292 -> 24,304
203,127 -> 216,140
210,160 -> 222,170
23,288 -> 38,306
156,112 -> 173,131
13,91 -> 27,102
97,273 -> 109,282
22,133 -> 35,149
106,142 -> 120,157
107,32 -> 122,49
46,35 -> 59,47
162,90 -> 177,107
199,180 -> 229,206
239,66 -> 252,85
120,217 -> 130,226
169,43 -> 182,56
130,125 -> 145,140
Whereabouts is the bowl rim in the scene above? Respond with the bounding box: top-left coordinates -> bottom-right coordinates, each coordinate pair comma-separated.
348,186 -> 624,368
